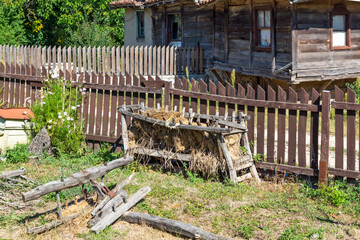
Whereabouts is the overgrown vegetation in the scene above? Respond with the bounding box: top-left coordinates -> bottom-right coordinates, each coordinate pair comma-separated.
30,78 -> 85,155
0,0 -> 124,46
5,143 -> 30,163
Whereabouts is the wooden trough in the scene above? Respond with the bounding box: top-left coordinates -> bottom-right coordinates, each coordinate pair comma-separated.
119,104 -> 260,183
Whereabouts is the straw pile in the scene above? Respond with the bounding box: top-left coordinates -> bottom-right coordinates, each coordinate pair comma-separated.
128,109 -> 245,179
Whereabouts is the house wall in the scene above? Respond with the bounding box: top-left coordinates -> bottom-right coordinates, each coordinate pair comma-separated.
293,0 -> 360,82
213,0 -> 292,81
153,1 -> 214,68
124,8 -> 154,46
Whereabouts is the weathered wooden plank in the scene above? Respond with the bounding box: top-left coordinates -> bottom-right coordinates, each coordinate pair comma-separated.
256,85 -> 265,155
139,46 -> 143,75
144,46 -> 148,76
288,87 -> 297,166
134,46 -> 138,75
298,88 -> 309,168
277,86 -> 286,164
319,91 -> 330,186
0,167 -> 26,179
182,77 -> 190,112
247,85 -> 255,152
191,79 -> 199,113
121,212 -> 232,240
91,186 -> 151,233
227,84 -> 235,116
209,81 -> 217,115
266,85 -> 276,163
22,157 -> 134,202
347,87 -> 356,171
218,82 -> 226,116
310,88 -> 320,169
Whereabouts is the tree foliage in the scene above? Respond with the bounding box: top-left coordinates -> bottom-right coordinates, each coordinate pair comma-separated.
0,0 -> 124,46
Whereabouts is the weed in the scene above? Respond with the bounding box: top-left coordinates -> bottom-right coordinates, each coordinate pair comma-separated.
5,143 -> 30,163
184,164 -> 204,183
77,227 -> 124,239
237,222 -> 256,239
253,153 -> 266,162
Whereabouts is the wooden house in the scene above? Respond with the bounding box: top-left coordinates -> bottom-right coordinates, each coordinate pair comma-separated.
110,0 -> 360,89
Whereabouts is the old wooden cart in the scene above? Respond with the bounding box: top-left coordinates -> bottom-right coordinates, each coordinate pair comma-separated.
119,104 -> 260,183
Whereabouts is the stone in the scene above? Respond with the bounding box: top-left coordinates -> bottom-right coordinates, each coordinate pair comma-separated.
28,127 -> 52,156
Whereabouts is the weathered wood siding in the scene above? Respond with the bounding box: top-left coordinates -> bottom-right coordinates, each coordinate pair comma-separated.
294,0 -> 360,82
153,1 -> 214,68
213,0 -> 292,81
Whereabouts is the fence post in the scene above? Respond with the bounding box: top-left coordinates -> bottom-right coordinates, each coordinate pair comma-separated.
319,90 -> 330,187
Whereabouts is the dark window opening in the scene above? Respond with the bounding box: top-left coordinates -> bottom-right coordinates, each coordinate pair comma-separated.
137,11 -> 145,39
168,14 -> 181,41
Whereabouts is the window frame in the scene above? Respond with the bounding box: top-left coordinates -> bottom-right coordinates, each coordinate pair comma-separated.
330,4 -> 351,50
136,10 -> 145,39
253,6 -> 273,52
166,14 -> 182,45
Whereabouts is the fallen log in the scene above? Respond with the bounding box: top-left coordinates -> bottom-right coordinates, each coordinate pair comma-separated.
88,189 -> 128,227
91,186 -> 151,233
122,212 -> 232,240
0,167 -> 26,179
22,156 -> 134,202
91,173 -> 135,217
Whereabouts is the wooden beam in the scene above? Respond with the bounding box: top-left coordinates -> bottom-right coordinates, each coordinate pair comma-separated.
22,157 -> 134,202
0,167 -> 26,179
91,187 -> 151,233
121,212 -> 232,240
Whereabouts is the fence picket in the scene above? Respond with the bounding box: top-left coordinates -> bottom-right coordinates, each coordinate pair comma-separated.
227,84 -> 235,116
347,87 -> 356,171
182,76 -> 190,112
288,87 -> 298,166
139,46 -> 143,75
298,88 -> 309,167
247,85 -> 255,152
173,76 -> 181,111
110,73 -> 118,137
257,85 -> 265,155
237,83 -> 245,113
157,46 -> 161,75
102,74 -> 111,136
266,85 -> 276,163
161,46 -> 165,75
218,82 -> 226,116
310,88 -> 320,169
199,79 -> 207,114
191,79 -> 199,113
135,46 -> 139,75
277,86 -> 286,164
96,73 -> 104,135
130,46 -> 134,75
144,46 -> 148,76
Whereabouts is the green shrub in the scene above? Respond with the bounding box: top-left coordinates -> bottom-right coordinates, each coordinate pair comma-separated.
5,143 -> 30,163
30,78 -> 85,155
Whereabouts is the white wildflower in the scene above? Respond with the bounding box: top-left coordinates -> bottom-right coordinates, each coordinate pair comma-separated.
64,112 -> 67,116
23,111 -> 27,115
70,117 -> 74,121
48,119 -> 53,123
71,106 -> 76,110
48,92 -> 54,95
48,126 -> 52,129
41,102 -> 46,105
82,88 -> 86,92
67,116 -> 71,121
58,115 -> 62,119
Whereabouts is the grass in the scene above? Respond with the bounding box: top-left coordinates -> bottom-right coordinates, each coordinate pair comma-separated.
0,151 -> 360,239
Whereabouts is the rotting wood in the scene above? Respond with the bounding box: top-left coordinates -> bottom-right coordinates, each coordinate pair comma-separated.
91,173 -> 135,216
22,156 -> 134,202
91,186 -> 151,233
0,167 -> 26,179
132,148 -> 191,162
88,189 -> 128,227
121,211 -> 232,240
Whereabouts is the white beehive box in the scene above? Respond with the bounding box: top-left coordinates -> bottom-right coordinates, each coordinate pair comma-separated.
0,108 -> 33,153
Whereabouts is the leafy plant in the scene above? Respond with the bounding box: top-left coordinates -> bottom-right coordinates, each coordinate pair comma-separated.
237,223 -> 255,239
346,77 -> 360,103
184,164 -> 204,183
30,78 -> 85,155
5,143 -> 30,163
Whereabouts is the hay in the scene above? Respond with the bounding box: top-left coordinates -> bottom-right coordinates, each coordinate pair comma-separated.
128,108 -> 245,179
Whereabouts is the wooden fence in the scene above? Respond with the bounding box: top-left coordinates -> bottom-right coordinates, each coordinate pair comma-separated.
0,62 -> 359,180
0,44 -> 203,77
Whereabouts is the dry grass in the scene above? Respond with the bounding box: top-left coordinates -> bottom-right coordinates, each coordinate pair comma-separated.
128,108 -> 245,179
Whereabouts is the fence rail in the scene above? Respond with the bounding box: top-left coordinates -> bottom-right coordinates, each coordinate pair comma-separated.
0,62 -> 359,180
0,44 -> 203,77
